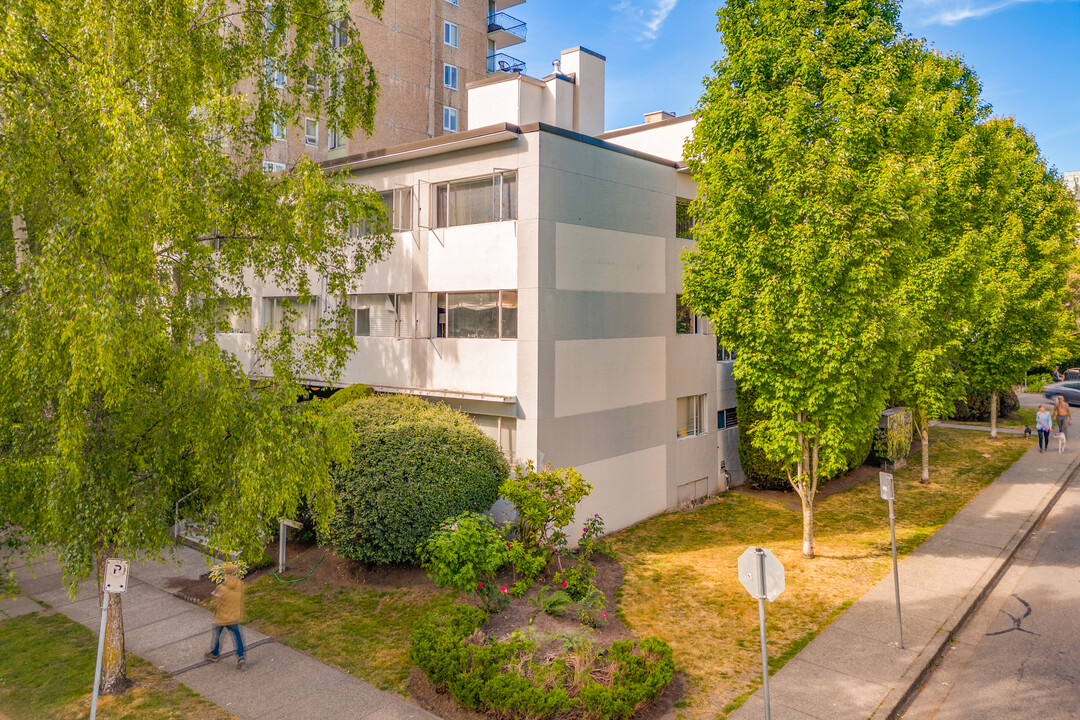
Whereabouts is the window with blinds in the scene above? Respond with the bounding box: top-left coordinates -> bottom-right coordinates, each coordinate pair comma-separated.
434,290 -> 517,339
348,293 -> 413,338
433,172 -> 517,228
261,296 -> 320,333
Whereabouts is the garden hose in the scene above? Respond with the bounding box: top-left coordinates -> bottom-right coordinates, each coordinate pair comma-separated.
272,547 -> 328,583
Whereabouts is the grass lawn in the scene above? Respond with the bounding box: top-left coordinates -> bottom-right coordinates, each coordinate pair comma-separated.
244,579 -> 454,695
606,426 -> 1030,719
0,611 -> 235,720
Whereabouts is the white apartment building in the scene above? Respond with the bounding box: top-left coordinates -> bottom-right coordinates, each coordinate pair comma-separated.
223,47 -> 743,534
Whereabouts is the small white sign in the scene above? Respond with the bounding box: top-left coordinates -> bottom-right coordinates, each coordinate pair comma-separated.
103,558 -> 129,594
879,472 -> 895,501
738,546 -> 785,602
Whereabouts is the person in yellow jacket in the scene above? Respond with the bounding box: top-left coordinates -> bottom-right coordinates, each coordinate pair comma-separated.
205,563 -> 246,669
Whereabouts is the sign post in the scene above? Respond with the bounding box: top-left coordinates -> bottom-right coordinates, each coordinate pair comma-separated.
278,518 -> 304,574
738,546 -> 785,720
879,471 -> 904,649
91,558 -> 129,720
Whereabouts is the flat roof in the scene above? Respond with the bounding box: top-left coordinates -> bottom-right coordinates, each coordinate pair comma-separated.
321,122 -> 680,174
597,113 -> 695,141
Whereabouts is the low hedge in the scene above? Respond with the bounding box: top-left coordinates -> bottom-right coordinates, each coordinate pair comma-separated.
411,605 -> 675,720
950,386 -> 1020,422
324,394 -> 508,565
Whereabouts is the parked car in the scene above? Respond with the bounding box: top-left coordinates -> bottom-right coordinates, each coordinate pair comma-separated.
1042,381 -> 1080,406
1065,368 -> 1080,381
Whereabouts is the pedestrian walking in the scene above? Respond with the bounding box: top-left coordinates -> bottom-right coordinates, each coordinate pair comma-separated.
1036,405 -> 1053,453
1054,395 -> 1071,441
205,562 -> 246,669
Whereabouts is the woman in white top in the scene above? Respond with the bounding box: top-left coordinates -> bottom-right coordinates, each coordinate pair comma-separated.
1035,405 -> 1053,453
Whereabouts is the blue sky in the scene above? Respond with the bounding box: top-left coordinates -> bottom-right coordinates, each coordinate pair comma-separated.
511,0 -> 1080,173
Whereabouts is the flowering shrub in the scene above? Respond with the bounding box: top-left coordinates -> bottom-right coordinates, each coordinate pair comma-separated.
419,512 -> 507,611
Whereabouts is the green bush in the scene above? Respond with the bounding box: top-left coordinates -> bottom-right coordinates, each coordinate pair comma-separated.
737,383 -> 873,491
325,395 -> 509,565
950,385 -> 1020,421
410,606 -> 674,720
419,512 -> 508,612
322,383 -> 373,410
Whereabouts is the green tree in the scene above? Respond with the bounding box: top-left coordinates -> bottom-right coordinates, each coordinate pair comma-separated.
962,118 -> 1079,437
683,0 -> 984,557
0,0 -> 391,693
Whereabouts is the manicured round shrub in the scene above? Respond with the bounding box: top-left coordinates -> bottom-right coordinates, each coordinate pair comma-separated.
325,394 -> 509,564
737,382 -> 873,491
322,382 -> 373,409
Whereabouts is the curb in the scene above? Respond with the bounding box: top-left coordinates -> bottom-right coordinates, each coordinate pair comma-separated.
873,449 -> 1080,719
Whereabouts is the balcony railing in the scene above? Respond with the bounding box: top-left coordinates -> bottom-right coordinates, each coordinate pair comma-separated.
487,52 -> 526,74
487,11 -> 526,48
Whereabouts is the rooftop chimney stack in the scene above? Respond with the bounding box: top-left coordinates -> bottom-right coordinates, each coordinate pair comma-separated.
559,47 -> 606,137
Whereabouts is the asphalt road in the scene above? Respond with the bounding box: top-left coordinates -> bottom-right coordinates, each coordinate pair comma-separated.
902,470 -> 1080,719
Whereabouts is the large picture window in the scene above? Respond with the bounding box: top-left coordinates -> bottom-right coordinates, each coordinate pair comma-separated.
262,296 -> 320,333
349,293 -> 413,338
434,172 -> 517,228
435,290 -> 517,339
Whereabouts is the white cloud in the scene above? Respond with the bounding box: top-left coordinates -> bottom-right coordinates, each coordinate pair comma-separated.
906,0 -> 1069,26
613,0 -> 680,43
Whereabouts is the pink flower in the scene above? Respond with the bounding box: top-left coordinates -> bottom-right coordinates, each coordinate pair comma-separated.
477,582 -> 484,589
562,581 -> 568,588
506,542 -> 511,548
500,586 -> 508,594
602,613 -> 607,618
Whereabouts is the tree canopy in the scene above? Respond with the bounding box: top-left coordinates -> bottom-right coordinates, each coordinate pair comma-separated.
0,0 -> 392,692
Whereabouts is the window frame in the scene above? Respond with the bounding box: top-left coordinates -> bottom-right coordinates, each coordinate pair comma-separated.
442,106 -> 458,132
432,171 -> 517,228
443,63 -> 459,90
676,394 -> 707,439
261,296 -> 321,334
443,21 -> 459,47
304,118 -> 318,146
261,160 -> 286,173
348,293 -> 414,339
434,290 -> 517,340
328,127 -> 342,151
269,115 -> 286,141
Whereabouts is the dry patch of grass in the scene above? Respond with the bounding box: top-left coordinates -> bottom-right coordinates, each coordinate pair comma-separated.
0,612 -> 235,720
244,578 -> 455,695
607,427 -> 1030,719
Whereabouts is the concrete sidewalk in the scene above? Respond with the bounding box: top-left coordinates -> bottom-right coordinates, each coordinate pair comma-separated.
731,409 -> 1080,720
3,546 -> 438,720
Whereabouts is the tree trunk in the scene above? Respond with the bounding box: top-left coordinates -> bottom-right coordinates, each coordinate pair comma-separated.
801,491 -> 815,559
96,555 -> 131,696
989,390 -> 999,439
920,420 -> 930,484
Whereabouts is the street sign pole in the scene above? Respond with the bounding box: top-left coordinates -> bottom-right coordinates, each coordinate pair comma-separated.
756,548 -> 771,720
879,472 -> 904,649
91,558 -> 129,720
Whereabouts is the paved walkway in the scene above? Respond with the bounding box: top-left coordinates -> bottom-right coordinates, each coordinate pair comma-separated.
731,406 -> 1080,720
2,546 -> 438,720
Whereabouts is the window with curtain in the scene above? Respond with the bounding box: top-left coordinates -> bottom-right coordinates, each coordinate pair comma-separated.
433,172 -> 517,228
261,296 -> 320,333
435,290 -> 517,339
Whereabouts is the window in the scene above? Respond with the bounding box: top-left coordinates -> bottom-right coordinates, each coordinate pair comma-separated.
676,294 -> 706,334
471,415 -> 516,462
305,72 -> 320,95
270,115 -> 285,141
261,296 -> 320,333
724,406 -> 738,428
330,19 -> 349,49
676,199 -> 695,240
304,118 -> 318,146
265,58 -> 287,88
443,21 -> 458,47
717,342 -> 736,362
348,294 -> 413,338
328,127 -> 342,151
433,172 -> 517,227
435,290 -> 517,339
444,63 -> 459,90
445,0 -> 459,5
378,187 -> 414,232
443,106 -> 458,132
262,160 -> 286,173
217,298 -> 252,334
676,395 -> 706,438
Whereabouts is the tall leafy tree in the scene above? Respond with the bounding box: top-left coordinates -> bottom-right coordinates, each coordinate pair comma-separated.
684,0 -> 985,557
0,0 -> 391,693
962,118 -> 1079,437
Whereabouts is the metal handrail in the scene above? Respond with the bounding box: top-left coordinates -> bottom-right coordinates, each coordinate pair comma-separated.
487,52 -> 526,74
487,12 -> 527,41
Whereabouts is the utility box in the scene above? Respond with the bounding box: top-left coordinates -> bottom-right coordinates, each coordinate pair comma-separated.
873,407 -> 914,471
